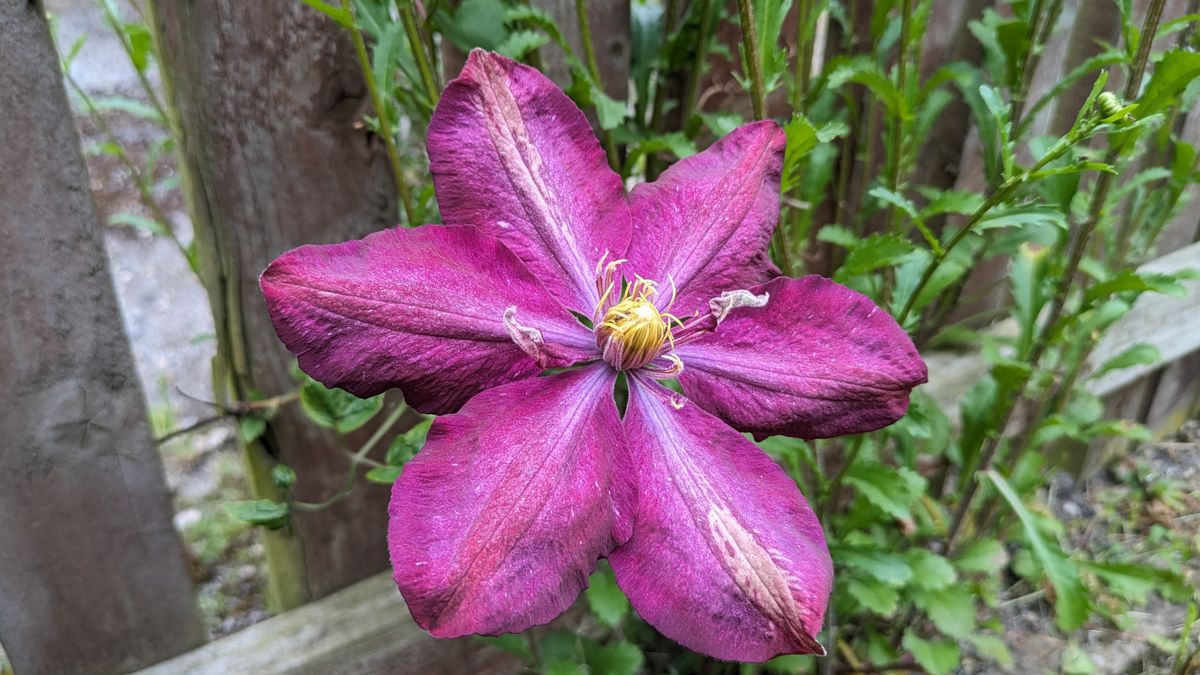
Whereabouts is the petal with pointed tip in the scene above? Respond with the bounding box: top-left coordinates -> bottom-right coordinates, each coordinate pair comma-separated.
626,121 -> 784,314
260,225 -> 594,414
609,377 -> 832,662
676,276 -> 928,439
389,365 -> 633,637
428,50 -> 630,313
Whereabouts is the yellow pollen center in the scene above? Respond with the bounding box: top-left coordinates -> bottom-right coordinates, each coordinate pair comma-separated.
600,297 -> 668,362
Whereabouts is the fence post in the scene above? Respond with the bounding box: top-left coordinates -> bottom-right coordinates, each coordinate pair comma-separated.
0,2 -> 206,673
150,0 -> 401,606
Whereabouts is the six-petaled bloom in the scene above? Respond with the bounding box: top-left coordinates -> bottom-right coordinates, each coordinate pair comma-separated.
261,50 -> 927,662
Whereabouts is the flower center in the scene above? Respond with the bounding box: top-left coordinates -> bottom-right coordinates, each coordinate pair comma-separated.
597,294 -> 669,370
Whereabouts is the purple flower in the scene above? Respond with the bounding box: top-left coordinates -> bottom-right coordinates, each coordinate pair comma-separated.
261,50 -> 927,662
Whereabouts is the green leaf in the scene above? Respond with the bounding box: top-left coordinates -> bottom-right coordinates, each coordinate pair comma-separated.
582,640 -> 643,675
913,586 -> 976,639
1082,561 -> 1190,603
845,577 -> 899,616
238,415 -> 267,443
108,212 -> 168,236
298,0 -> 354,28
828,58 -> 904,117
968,634 -> 1013,667
907,550 -> 958,590
224,499 -> 290,529
815,224 -> 859,248
954,537 -> 1008,573
365,465 -> 403,484
299,378 -> 384,433
92,95 -> 164,124
1137,50 -> 1200,118
902,633 -> 960,675
585,562 -> 629,628
496,30 -> 550,59
781,114 -> 818,194
843,462 -> 925,520
1062,642 -> 1097,674
976,204 -> 1066,231
475,634 -> 532,662
985,471 -> 1088,631
1088,343 -> 1161,380
435,0 -> 508,50
1084,270 -> 1186,304
271,464 -> 297,490
834,233 -> 918,281
834,547 -> 913,587
386,417 -> 433,466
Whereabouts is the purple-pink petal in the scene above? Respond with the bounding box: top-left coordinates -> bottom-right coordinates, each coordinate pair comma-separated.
260,225 -> 595,415
428,50 -> 631,314
389,365 -> 633,637
676,276 -> 928,439
609,376 -> 832,662
626,121 -> 784,315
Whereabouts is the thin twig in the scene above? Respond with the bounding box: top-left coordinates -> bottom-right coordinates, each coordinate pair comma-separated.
574,0 -> 620,169
342,0 -> 417,226
397,0 -> 440,108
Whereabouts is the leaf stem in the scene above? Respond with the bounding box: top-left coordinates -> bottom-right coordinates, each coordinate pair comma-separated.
342,0 -> 417,226
575,0 -> 620,169
397,0 -> 440,108
736,0 -> 767,120
681,0 -> 714,134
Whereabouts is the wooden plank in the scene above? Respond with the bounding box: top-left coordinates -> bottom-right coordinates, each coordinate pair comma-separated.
135,573 -> 520,675
0,2 -> 206,673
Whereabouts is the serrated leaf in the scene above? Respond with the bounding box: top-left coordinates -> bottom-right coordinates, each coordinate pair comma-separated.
496,29 -> 550,59
299,378 -> 384,433
585,562 -> 629,628
224,499 -> 290,529
583,640 -> 643,675
1088,343 -> 1161,381
976,204 -> 1066,231
844,462 -> 925,520
954,537 -> 1008,573
914,586 -> 976,639
781,114 -> 818,194
1137,50 -> 1200,118
828,58 -> 904,117
907,550 -> 958,590
985,471 -> 1088,631
902,633 -> 960,675
968,634 -> 1013,667
845,577 -> 899,616
435,0 -> 507,50
386,417 -> 433,466
834,233 -> 918,281
835,547 -> 913,587
1085,270 -> 1186,304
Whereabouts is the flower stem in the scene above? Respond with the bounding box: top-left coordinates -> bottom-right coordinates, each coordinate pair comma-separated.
575,0 -> 620,170
791,0 -> 813,114
736,0 -> 767,121
342,0 -> 417,226
735,0 -> 795,274
885,0 -> 911,200
396,0 -> 440,109
681,0 -> 714,134
292,402 -> 409,511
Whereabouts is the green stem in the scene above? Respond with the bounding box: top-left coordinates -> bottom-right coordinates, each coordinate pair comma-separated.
97,0 -> 170,124
791,0 -> 814,114
896,122 -> 1097,324
292,403 -> 409,512
397,0 -> 440,108
645,0 -> 679,178
681,0 -> 714,134
736,0 -> 767,120
575,0 -> 620,169
343,0 -> 417,226
736,0 -> 794,274
885,0 -> 912,200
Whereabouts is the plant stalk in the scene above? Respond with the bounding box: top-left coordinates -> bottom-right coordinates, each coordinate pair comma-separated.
397,0 -> 440,108
575,0 -> 621,169
343,0 -> 417,226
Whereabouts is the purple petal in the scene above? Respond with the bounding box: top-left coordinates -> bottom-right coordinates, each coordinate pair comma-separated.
676,276 -> 928,439
260,225 -> 595,414
389,365 -> 633,637
610,377 -> 832,661
626,121 -> 784,314
428,50 -> 631,313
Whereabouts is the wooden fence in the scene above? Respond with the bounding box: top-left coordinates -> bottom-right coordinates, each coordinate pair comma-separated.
1,0 -> 1198,673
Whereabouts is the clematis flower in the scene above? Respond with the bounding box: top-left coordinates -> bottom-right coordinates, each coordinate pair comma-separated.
260,50 -> 926,662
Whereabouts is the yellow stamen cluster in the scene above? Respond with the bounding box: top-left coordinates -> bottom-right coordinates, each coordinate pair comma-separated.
595,274 -> 676,370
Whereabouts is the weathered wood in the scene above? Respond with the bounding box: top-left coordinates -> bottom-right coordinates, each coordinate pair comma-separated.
151,0 -> 399,605
134,573 -> 520,675
0,1 -> 205,673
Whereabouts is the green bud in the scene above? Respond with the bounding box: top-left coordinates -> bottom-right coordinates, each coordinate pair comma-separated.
271,463 -> 297,490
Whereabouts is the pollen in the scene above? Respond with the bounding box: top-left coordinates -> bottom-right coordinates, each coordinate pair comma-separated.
595,276 -> 674,370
